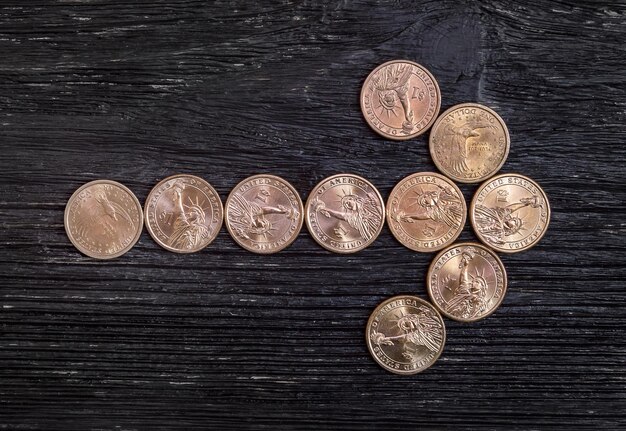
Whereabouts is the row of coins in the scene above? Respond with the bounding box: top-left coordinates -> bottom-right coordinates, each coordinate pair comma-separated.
63,59 -> 548,378
64,172 -> 549,259
358,60 -> 549,374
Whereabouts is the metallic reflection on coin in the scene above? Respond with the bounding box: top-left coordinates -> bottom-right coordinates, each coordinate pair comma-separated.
360,60 -> 441,140
144,174 -> 223,253
305,174 -> 384,253
427,242 -> 507,322
64,180 -> 143,259
470,173 -> 550,253
366,295 -> 446,375
387,172 -> 466,252
225,174 -> 303,254
429,103 -> 510,183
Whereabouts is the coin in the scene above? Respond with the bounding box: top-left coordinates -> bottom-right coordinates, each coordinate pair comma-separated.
429,103 -> 510,183
144,174 -> 223,253
360,60 -> 441,140
386,172 -> 466,252
366,295 -> 446,374
470,173 -> 550,253
427,242 -> 507,322
225,174 -> 303,254
64,180 -> 143,259
305,174 -> 384,253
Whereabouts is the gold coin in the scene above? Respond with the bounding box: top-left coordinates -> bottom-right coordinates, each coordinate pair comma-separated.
366,295 -> 446,374
427,242 -> 507,322
305,174 -> 384,253
360,60 -> 441,140
64,180 -> 143,259
225,174 -> 303,254
386,172 -> 466,252
470,173 -> 550,253
144,174 -> 223,253
429,103 -> 510,183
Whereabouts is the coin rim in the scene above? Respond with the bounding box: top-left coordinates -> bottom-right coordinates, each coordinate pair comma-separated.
64,179 -> 144,259
428,102 -> 511,183
469,173 -> 551,253
224,174 -> 304,254
304,173 -> 385,254
385,171 -> 467,252
360,59 -> 442,141
365,295 -> 446,375
426,241 -> 508,322
144,174 -> 224,254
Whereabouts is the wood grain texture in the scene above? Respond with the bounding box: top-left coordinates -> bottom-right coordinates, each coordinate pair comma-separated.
1,0 -> 625,429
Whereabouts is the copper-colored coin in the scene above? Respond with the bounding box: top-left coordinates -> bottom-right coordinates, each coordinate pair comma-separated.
144,174 -> 223,253
387,172 -> 466,252
366,295 -> 446,375
427,242 -> 507,322
470,173 -> 550,253
429,103 -> 510,183
360,60 -> 441,140
64,180 -> 143,259
305,174 -> 384,253
225,174 -> 303,254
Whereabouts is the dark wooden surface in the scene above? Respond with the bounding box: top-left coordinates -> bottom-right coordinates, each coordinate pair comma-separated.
1,1 -> 625,429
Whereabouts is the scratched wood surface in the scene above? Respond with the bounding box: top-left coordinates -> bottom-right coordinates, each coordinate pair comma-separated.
1,1 -> 625,429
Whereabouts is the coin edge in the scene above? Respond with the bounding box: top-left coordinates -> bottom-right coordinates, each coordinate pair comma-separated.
469,173 -> 551,253
304,173 -> 386,254
224,174 -> 304,254
360,59 -> 442,141
426,241 -> 508,322
365,295 -> 447,375
385,172 -> 467,252
64,179 -> 144,259
143,174 -> 224,254
428,102 -> 511,183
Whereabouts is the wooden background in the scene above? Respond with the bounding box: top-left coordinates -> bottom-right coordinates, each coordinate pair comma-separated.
1,1 -> 625,429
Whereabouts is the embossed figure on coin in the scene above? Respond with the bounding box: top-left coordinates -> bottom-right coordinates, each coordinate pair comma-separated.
228,186 -> 298,240
225,175 -> 303,254
312,190 -> 381,242
371,62 -> 415,131
470,174 -> 550,253
74,184 -> 136,239
144,174 -> 223,253
305,174 -> 385,253
361,60 -> 441,140
391,184 -> 463,231
160,179 -> 211,250
366,295 -> 446,374
429,103 -> 510,183
387,173 -> 466,252
427,242 -> 507,322
64,180 -> 143,259
442,246 -> 490,319
474,195 -> 542,246
370,307 -> 444,362
440,117 -> 498,177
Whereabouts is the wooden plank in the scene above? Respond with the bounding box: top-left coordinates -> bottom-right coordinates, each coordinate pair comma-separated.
0,0 -> 625,428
